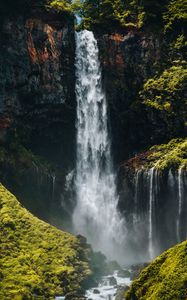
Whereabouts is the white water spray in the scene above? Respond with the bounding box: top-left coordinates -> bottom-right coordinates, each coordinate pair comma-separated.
73,30 -> 124,260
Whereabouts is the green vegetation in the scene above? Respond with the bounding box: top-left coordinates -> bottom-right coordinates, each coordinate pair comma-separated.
0,184 -> 92,299
141,61 -> 187,122
164,0 -> 187,31
147,138 -> 187,170
73,0 -> 180,30
74,0 -> 146,30
127,139 -> 187,171
125,240 -> 187,299
46,0 -> 72,14
0,0 -> 74,16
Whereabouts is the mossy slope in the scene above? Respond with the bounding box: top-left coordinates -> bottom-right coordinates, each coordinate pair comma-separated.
0,184 -> 91,299
125,240 -> 187,300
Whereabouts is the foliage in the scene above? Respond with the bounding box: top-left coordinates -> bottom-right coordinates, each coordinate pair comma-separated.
140,61 -> 187,135
0,184 -> 92,299
0,0 -> 73,16
141,61 -> 187,113
46,0 -> 72,14
74,0 -> 146,30
164,0 -> 187,31
147,139 -> 187,170
74,0 -> 175,30
125,240 -> 187,299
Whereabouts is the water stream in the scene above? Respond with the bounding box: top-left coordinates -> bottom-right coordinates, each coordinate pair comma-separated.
86,271 -> 131,300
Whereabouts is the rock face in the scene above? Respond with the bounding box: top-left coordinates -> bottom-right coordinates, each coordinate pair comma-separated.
0,7 -> 76,165
96,30 -> 164,163
0,7 -> 76,226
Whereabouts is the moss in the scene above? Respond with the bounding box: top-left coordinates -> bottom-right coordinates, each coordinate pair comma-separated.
126,139 -> 187,172
147,138 -> 187,170
125,240 -> 187,299
0,184 -> 91,299
164,0 -> 187,31
141,61 -> 187,114
46,0 -> 73,14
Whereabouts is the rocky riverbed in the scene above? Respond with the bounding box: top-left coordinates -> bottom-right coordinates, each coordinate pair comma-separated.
86,269 -> 131,300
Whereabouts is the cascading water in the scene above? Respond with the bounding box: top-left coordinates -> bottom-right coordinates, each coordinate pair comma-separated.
148,167 -> 155,260
177,167 -> 183,242
73,30 -> 124,260
133,169 -> 142,226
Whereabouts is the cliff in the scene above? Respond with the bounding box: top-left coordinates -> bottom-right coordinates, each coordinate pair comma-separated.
0,4 -> 77,226
0,4 -> 76,164
97,29 -> 186,163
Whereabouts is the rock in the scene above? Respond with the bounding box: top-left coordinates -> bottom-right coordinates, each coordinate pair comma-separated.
93,289 -> 100,294
130,263 -> 149,280
108,276 -> 117,285
115,285 -> 130,300
117,269 -> 131,278
106,260 -> 121,274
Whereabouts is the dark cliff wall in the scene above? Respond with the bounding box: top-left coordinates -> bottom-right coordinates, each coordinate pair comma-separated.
97,30 -> 162,163
0,8 -> 76,166
96,29 -> 186,164
0,7 -> 76,227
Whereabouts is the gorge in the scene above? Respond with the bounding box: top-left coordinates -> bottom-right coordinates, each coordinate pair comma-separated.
0,0 -> 186,299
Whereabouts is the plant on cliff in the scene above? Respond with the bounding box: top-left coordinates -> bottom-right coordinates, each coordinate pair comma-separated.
46,0 -> 73,14
148,138 -> 187,170
140,61 -> 187,136
141,61 -> 187,113
125,240 -> 187,299
0,184 -> 92,299
164,0 -> 187,31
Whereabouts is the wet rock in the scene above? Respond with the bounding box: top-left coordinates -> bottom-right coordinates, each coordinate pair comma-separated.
117,269 -> 131,278
130,263 -> 149,280
115,284 -> 130,300
108,276 -> 117,285
93,289 -> 100,294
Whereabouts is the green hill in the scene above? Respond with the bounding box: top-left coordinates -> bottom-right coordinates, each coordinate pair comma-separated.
0,184 -> 91,299
125,241 -> 187,299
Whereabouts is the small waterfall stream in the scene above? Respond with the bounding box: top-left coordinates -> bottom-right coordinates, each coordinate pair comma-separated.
148,167 -> 155,260
73,30 -> 124,260
177,167 -> 184,242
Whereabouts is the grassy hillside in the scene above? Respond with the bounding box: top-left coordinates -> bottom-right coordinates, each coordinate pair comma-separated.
0,184 -> 91,299
125,240 -> 187,299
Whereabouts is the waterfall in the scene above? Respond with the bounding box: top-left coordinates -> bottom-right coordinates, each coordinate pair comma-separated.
177,167 -> 183,242
133,169 -> 142,226
148,167 -> 155,260
73,30 -> 124,260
